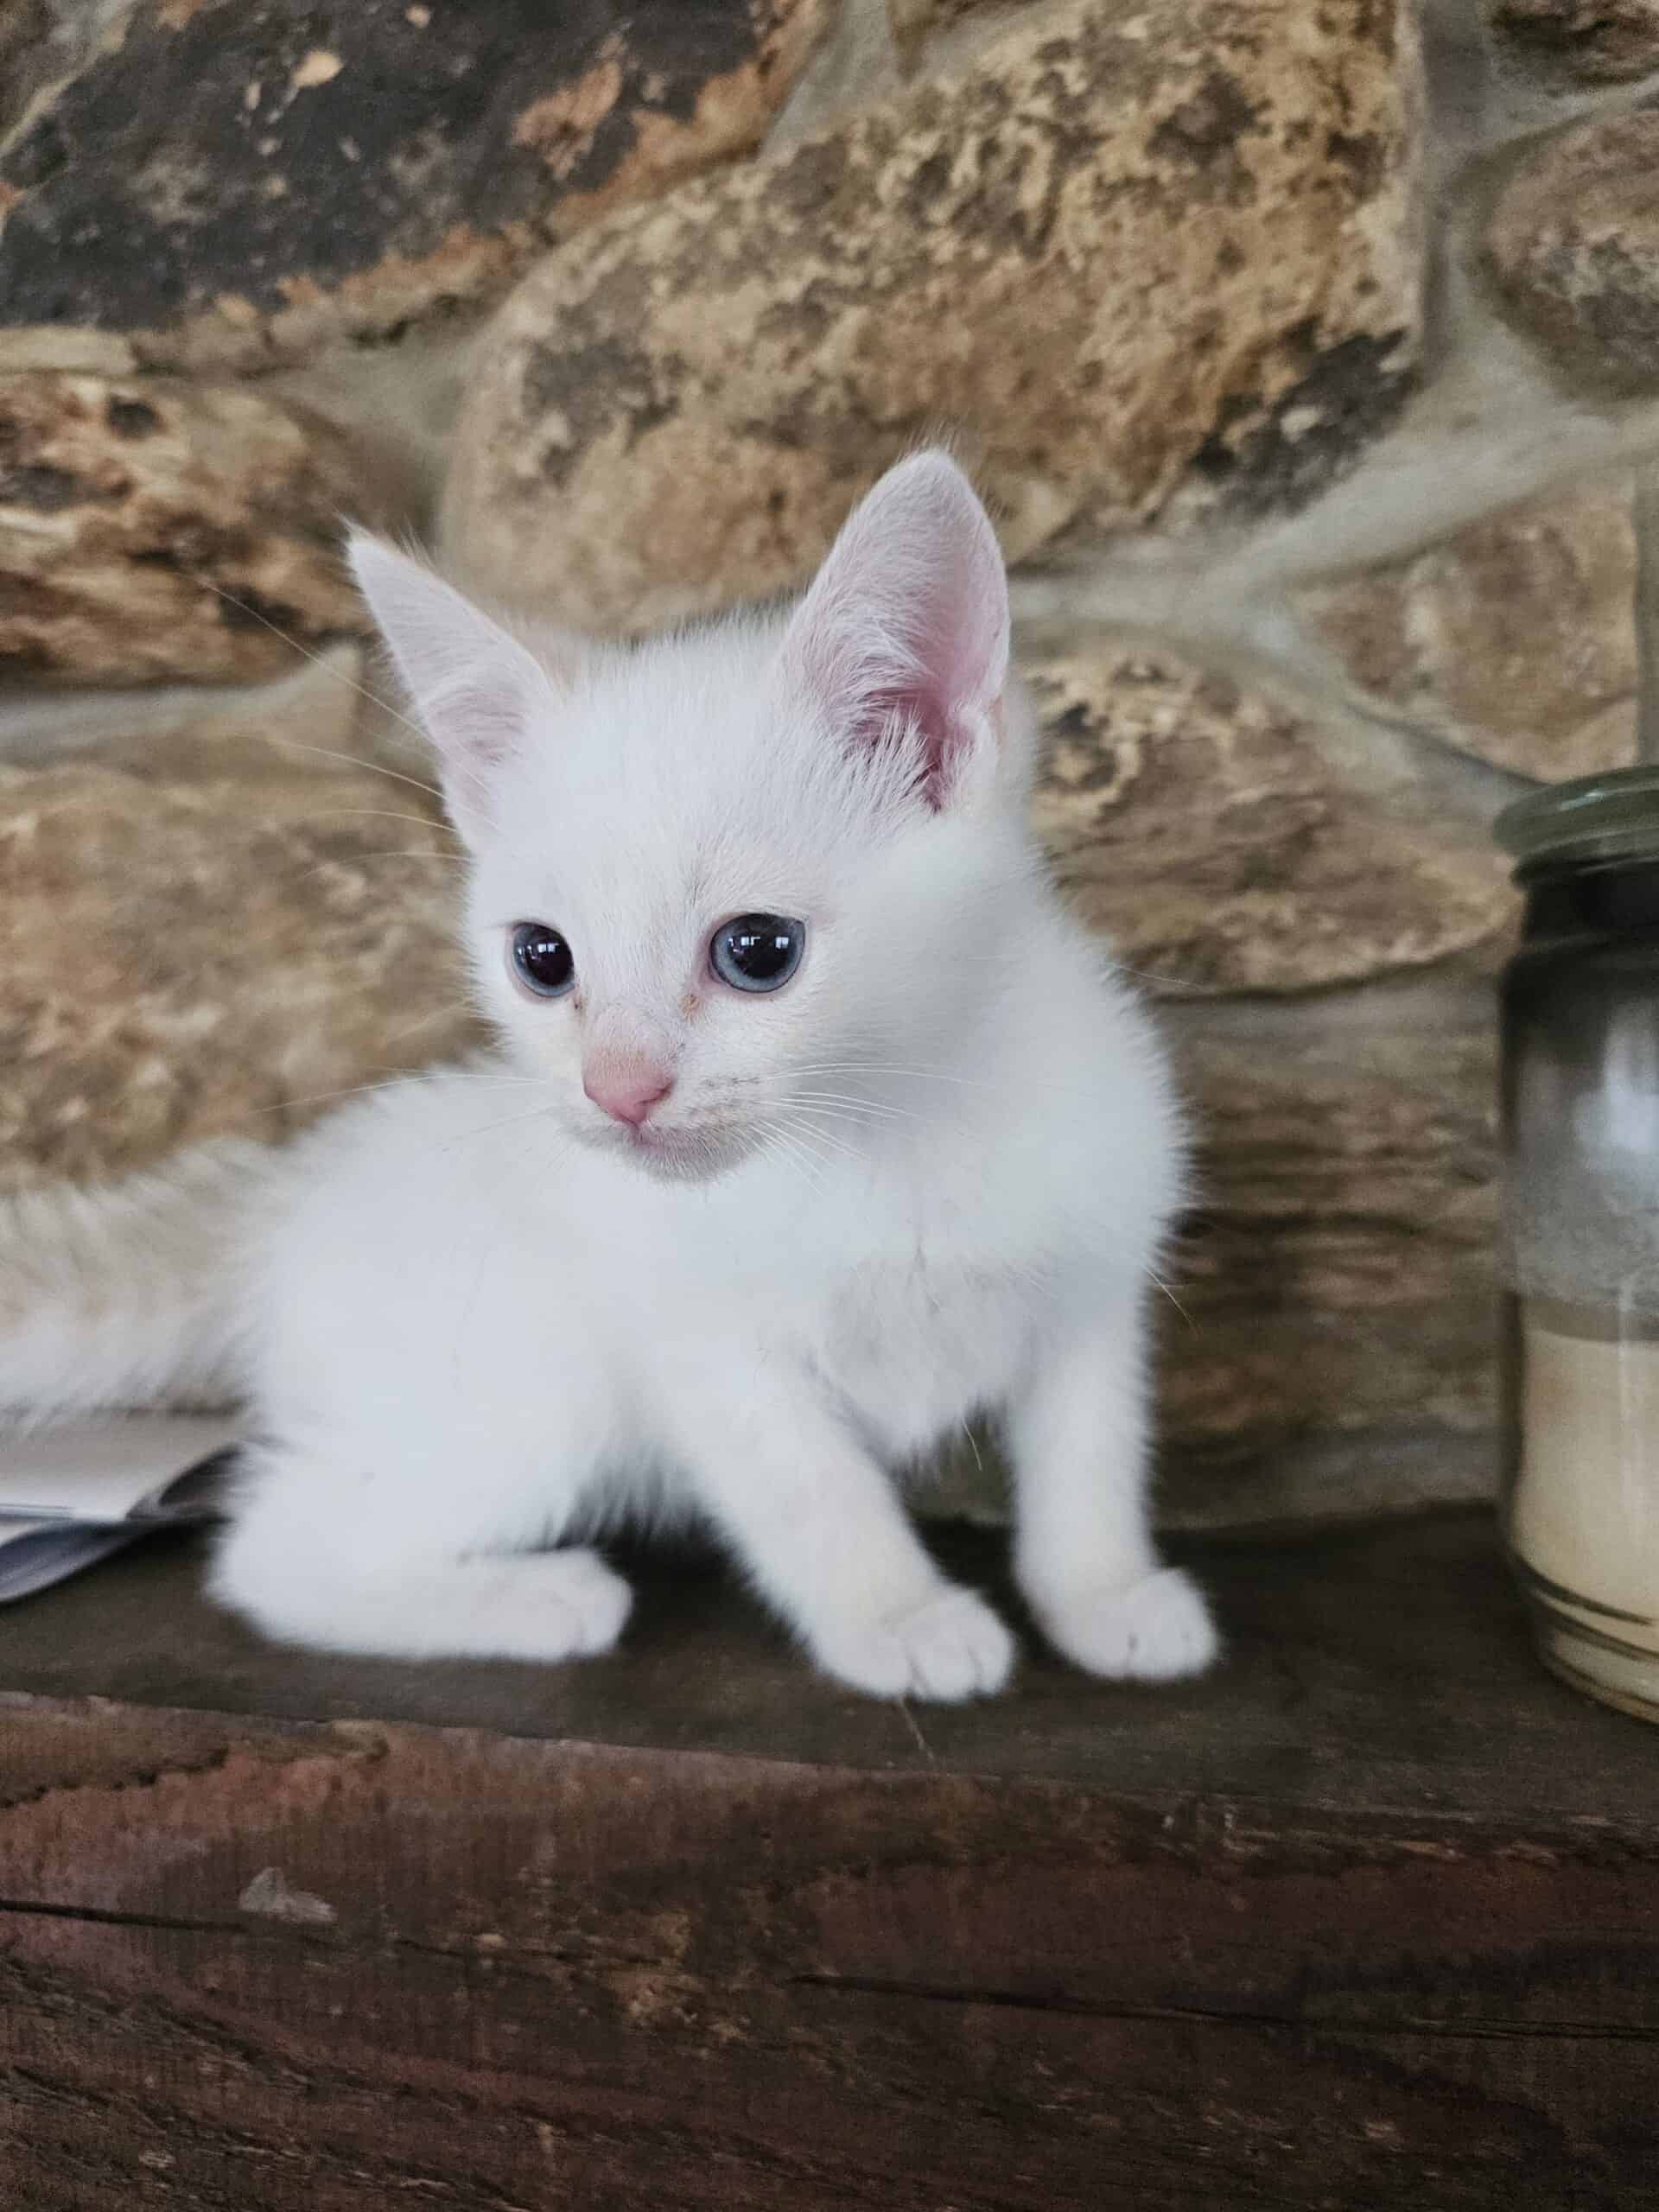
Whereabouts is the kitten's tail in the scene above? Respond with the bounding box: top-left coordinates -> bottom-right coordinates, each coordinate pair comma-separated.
0,1140 -> 271,1421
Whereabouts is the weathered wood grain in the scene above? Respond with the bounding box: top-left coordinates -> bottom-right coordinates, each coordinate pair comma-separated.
0,1512 -> 1654,2207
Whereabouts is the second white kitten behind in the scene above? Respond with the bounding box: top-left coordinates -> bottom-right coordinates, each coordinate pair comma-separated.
0,452 -> 1216,1700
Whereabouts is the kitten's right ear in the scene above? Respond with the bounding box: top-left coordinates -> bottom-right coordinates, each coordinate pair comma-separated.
346,531 -> 561,844
779,452 -> 1009,812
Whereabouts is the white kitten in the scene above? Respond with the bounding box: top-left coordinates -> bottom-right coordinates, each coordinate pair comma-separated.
0,453 -> 1216,1700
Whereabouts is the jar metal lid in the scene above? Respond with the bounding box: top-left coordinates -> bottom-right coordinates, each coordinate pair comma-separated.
1496,766 -> 1659,873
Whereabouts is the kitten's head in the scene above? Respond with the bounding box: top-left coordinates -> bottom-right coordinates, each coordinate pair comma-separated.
350,452 -> 1035,1184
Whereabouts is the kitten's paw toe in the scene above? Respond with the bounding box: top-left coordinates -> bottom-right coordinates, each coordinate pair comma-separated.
472,1548 -> 632,1660
815,1587 -> 1015,1702
1041,1567 -> 1217,1681
539,1548 -> 632,1656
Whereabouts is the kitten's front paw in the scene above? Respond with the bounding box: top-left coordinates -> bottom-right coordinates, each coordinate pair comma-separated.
813,1587 -> 1015,1702
1039,1567 -> 1217,1682
538,1547 -> 635,1656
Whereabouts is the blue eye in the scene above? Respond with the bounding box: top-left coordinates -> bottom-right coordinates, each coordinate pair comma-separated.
511,922 -> 575,997
710,914 -> 804,994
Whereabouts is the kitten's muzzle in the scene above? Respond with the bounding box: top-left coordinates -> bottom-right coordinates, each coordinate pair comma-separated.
602,1119 -> 748,1185
582,1063 -> 673,1128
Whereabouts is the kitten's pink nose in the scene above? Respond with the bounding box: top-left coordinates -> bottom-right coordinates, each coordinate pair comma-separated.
583,1063 -> 673,1128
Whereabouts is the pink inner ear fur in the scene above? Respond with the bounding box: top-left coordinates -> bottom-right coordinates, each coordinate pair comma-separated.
785,453 -> 1010,807
345,528 -> 563,836
853,678 -> 957,805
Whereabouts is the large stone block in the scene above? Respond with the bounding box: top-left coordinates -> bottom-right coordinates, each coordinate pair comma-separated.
0,759 -> 474,1195
0,0 -> 829,372
442,0 -> 1427,632
1298,480 -> 1638,781
0,372 -> 374,687
1027,645 -> 1512,994
1486,105 -> 1659,389
1161,989 -> 1498,1493
1486,0 -> 1659,82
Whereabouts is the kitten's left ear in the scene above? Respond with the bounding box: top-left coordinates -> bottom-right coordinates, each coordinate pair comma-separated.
781,451 -> 1010,809
346,531 -> 563,844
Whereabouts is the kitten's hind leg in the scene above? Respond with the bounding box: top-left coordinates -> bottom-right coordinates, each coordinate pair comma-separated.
211,1445 -> 631,1662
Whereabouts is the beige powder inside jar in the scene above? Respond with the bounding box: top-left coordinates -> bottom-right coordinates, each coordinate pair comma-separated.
1509,1294 -> 1659,1713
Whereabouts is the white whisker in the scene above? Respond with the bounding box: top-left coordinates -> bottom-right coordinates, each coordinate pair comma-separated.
791,1061 -> 1003,1092
379,1000 -> 477,1046
789,1090 -> 929,1126
764,1124 -> 832,1202
444,1099 -> 566,1147
785,1105 -> 881,1147
264,737 -> 446,804
247,1071 -> 550,1120
202,580 -> 433,753
308,845 -> 464,866
283,808 -> 452,834
290,848 -> 465,887
775,1110 -> 862,1172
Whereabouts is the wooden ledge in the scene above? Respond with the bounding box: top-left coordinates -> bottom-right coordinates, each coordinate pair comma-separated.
0,1510 -> 1655,2208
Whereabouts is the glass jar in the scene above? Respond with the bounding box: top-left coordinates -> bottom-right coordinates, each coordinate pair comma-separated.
1497,769 -> 1659,1722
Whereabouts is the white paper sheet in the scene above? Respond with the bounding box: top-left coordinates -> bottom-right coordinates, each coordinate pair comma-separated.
0,1415 -> 242,1604
0,1518 -> 154,1604
0,1414 -> 242,1523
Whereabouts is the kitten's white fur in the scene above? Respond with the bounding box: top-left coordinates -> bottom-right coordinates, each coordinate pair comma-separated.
0,454 -> 1216,1699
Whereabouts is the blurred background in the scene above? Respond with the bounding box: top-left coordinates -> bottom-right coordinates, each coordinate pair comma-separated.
0,0 -> 1654,1534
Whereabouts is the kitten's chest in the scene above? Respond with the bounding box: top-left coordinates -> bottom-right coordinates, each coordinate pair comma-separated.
810,1249 -> 1038,1458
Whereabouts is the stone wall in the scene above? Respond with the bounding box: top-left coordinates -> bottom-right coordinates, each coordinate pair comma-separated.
3,0 -> 1656,1529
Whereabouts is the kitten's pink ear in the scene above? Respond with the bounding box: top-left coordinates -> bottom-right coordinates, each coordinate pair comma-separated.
346,531 -> 561,844
781,452 -> 1009,809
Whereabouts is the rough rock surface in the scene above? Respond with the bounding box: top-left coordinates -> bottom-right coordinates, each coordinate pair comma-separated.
442,0 -> 1426,632
887,0 -> 1015,68
0,0 -> 829,372
1299,480 -> 1638,780
0,327 -> 138,377
0,1 -> 51,140
1486,0 -> 1659,82
0,0 -> 122,139
0,760 -> 473,1193
1486,105 -> 1659,388
0,372 -> 375,687
1162,992 -> 1497,1494
1026,647 -> 1512,995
